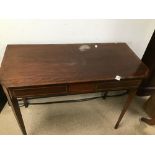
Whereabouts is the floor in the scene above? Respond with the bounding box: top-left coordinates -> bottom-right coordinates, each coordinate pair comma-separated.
0,92 -> 155,135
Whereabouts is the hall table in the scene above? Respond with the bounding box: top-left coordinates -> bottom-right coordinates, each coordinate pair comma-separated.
0,43 -> 149,135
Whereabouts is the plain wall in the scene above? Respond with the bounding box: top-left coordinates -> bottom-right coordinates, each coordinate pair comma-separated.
0,19 -> 155,65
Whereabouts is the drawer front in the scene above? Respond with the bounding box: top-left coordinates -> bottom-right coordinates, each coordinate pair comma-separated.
12,80 -> 141,97
96,79 -> 141,91
69,83 -> 96,94
13,85 -> 67,97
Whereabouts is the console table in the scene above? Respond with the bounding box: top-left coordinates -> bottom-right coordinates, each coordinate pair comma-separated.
0,43 -> 149,135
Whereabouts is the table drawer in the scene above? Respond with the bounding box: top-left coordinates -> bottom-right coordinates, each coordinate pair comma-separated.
13,85 -> 68,97
97,79 -> 141,91
69,83 -> 96,94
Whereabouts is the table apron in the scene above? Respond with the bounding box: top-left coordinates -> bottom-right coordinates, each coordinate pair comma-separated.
11,79 -> 141,98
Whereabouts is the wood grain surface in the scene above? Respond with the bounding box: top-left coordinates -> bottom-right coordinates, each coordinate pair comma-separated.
0,43 -> 148,88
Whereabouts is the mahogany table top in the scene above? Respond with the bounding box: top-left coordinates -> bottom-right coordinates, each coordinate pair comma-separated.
0,43 -> 148,88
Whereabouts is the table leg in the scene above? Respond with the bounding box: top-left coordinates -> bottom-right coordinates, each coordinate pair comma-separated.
102,91 -> 108,99
141,117 -> 155,125
23,98 -> 29,108
114,89 -> 136,129
2,86 -> 27,135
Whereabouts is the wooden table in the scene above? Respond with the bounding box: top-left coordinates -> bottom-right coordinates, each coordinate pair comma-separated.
0,43 -> 148,135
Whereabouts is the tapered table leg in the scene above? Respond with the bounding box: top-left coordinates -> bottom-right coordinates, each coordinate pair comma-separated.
102,91 -> 108,99
11,97 -> 27,134
23,98 -> 29,108
114,89 -> 136,129
2,86 -> 27,135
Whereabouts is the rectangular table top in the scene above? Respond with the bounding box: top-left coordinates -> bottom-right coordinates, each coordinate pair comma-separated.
0,43 -> 149,88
